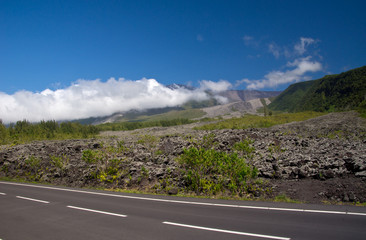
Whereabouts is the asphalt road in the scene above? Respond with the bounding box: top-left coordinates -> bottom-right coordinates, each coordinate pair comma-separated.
0,181 -> 366,240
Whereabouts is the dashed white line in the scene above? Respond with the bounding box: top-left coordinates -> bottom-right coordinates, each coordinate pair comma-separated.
0,192 -> 6,195
163,221 -> 291,240
16,196 -> 50,204
67,205 -> 127,218
2,181 -> 366,216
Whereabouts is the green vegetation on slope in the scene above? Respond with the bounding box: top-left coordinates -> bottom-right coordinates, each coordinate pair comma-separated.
269,66 -> 366,112
182,97 -> 219,109
132,109 -> 205,122
95,108 -> 204,131
196,112 -> 326,130
298,66 -> 366,112
97,118 -> 194,131
269,80 -> 315,112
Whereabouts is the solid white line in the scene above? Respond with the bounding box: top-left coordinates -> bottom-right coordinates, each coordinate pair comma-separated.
2,181 -> 366,216
16,196 -> 50,204
67,205 -> 127,218
303,209 -> 346,215
267,207 -> 304,212
163,221 -> 291,240
347,212 -> 366,216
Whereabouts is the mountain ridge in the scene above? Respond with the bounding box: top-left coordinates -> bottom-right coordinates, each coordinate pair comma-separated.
74,89 -> 281,125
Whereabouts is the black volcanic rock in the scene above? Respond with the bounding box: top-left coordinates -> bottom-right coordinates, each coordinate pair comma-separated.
1,112 -> 365,203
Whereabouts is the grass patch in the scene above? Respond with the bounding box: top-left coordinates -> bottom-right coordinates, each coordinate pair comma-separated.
274,194 -> 301,203
97,118 -> 195,131
195,111 -> 326,130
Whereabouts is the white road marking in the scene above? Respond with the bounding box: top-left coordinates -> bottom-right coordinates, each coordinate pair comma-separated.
67,205 -> 127,218
16,196 -> 50,204
163,221 -> 291,240
347,212 -> 366,216
0,192 -> 6,195
303,209 -> 346,215
2,181 -> 366,216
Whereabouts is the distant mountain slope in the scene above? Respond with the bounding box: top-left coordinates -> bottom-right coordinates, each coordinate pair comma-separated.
218,90 -> 281,102
269,66 -> 366,112
74,90 -> 281,124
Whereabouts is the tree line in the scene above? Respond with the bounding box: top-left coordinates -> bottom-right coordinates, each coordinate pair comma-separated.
0,118 -> 194,145
0,119 -> 99,145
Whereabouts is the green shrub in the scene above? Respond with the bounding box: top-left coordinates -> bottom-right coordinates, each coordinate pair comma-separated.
177,147 -> 258,195
25,156 -> 41,169
233,139 -> 255,155
137,134 -> 159,151
82,149 -> 99,163
50,154 -> 69,170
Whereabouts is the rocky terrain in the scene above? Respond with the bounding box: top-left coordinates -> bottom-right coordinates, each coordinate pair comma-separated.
1,112 -> 365,204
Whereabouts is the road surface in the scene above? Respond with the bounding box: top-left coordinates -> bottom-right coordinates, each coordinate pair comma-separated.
1,181 -> 365,240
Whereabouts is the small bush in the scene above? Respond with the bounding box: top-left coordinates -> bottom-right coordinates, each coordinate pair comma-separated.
82,149 -> 99,163
50,154 -> 69,170
233,139 -> 255,155
177,147 -> 258,195
25,156 -> 41,169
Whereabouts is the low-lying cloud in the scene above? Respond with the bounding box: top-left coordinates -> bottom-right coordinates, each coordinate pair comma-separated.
0,78 -> 231,123
237,56 -> 322,90
199,80 -> 232,92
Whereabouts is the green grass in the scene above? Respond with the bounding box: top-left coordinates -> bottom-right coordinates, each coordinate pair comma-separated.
97,117 -> 196,131
135,109 -> 205,121
274,194 -> 301,203
195,111 -> 326,130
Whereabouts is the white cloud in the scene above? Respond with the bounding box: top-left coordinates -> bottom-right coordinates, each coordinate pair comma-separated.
199,80 -> 232,92
294,37 -> 316,55
237,56 -> 322,90
0,78 -> 228,123
268,37 -> 317,59
268,43 -> 281,59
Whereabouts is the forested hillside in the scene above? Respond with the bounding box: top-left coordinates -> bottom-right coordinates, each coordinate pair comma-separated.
267,80 -> 315,112
269,66 -> 366,112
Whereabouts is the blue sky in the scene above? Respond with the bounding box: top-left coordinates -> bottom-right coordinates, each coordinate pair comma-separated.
0,0 -> 365,122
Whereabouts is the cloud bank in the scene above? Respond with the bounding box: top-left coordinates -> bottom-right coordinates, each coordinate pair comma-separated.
0,78 -> 231,123
199,80 -> 232,92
